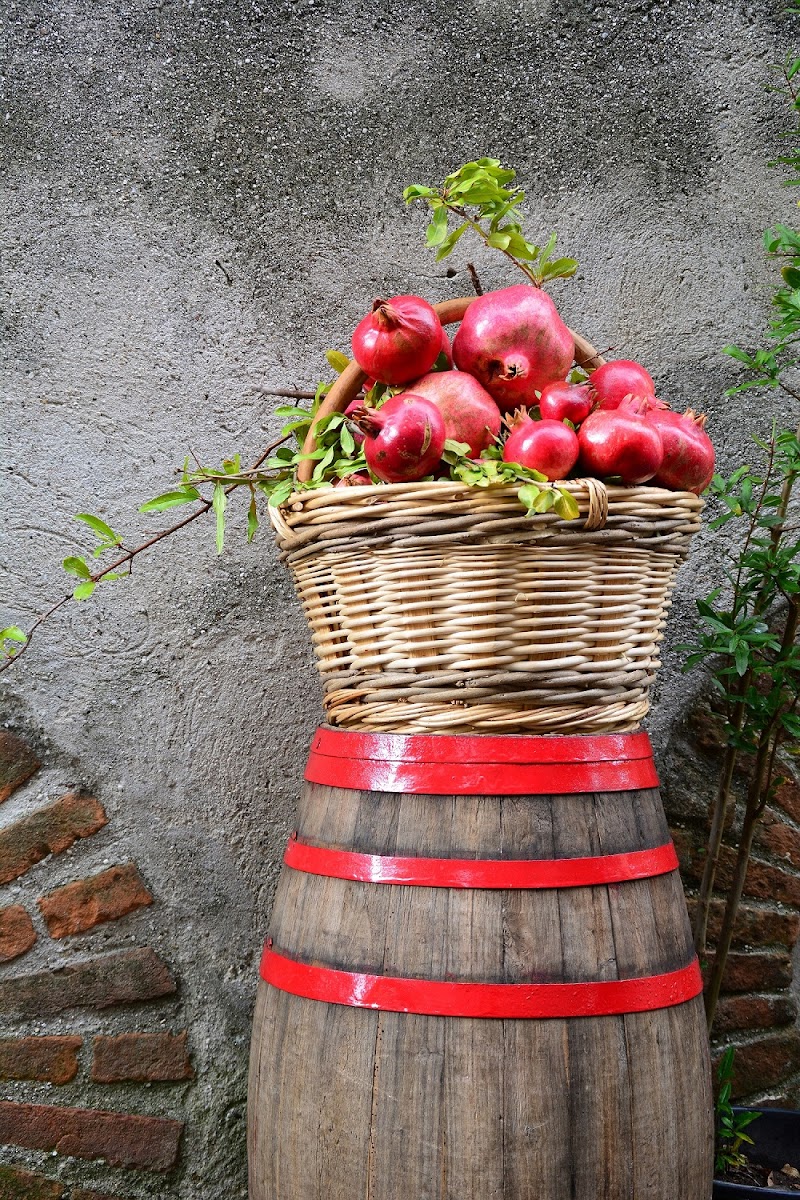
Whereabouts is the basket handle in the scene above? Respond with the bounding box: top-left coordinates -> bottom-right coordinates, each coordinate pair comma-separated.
296,296 -> 606,483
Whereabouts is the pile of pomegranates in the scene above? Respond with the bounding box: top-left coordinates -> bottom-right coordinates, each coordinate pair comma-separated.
337,285 -> 715,494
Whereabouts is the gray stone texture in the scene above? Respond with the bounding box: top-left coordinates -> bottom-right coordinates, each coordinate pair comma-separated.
2,0 -> 800,1195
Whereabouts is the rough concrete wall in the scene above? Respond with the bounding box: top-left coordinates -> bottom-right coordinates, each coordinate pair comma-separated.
2,0 -> 800,1194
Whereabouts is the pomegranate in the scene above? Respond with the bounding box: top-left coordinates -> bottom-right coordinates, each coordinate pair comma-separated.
578,395 -> 664,484
404,371 -> 501,457
352,295 -> 443,385
348,393 -> 445,483
588,359 -> 656,410
344,396 -> 366,444
538,380 -> 593,426
334,471 -> 372,487
502,415 -> 580,481
452,284 -> 575,411
646,408 -> 715,494
362,327 -> 451,393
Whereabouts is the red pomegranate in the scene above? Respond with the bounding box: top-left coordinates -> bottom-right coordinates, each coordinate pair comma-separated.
588,360 -> 656,410
577,395 -> 664,484
502,414 -> 580,481
352,295 -> 443,385
348,393 -> 445,483
538,380 -> 593,426
452,285 -> 575,411
405,371 -> 501,457
646,408 -> 715,493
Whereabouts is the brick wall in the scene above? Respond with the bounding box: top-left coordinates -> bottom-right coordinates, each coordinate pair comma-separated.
0,730 -> 193,1198
661,701 -> 800,1105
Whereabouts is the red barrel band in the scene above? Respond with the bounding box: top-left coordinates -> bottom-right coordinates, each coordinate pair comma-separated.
305,728 -> 657,795
283,836 -> 679,889
260,944 -> 703,1018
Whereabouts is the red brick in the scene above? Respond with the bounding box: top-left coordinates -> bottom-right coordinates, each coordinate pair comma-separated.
0,905 -> 36,962
0,732 -> 40,803
707,950 -> 794,993
92,1031 -> 192,1083
39,864 -> 153,939
742,858 -> 800,907
0,1036 -> 82,1084
677,840 -> 800,907
0,1164 -> 63,1198
686,899 -> 800,948
0,948 -> 176,1017
756,809 -> 800,869
773,776 -> 800,824
713,993 -> 798,1034
0,1101 -> 182,1171
0,793 -> 107,885
722,1030 -> 800,1099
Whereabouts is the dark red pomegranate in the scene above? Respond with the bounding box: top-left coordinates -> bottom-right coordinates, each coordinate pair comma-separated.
452,285 -> 575,411
588,360 -> 656,410
352,295 -> 443,385
577,395 -> 664,484
405,371 -> 501,457
647,408 -> 715,494
502,415 -> 580,481
538,380 -> 593,426
348,393 -> 445,482
334,472 -> 372,487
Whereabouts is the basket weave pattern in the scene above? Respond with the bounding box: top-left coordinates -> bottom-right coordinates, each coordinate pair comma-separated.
271,480 -> 703,734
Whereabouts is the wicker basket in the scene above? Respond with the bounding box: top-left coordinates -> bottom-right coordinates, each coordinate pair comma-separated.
271,299 -> 704,734
270,479 -> 702,733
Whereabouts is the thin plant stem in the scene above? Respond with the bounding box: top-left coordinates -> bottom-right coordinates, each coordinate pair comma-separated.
0,431 -> 291,674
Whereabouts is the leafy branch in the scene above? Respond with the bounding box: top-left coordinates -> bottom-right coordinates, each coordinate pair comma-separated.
404,159 -> 578,288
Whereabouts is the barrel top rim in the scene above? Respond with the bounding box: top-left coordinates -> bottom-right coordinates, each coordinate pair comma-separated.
310,726 -> 653,766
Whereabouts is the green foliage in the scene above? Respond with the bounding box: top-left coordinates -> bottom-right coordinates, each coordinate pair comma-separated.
680,430 -> 800,759
714,1049 -> 759,1174
0,627 -> 27,659
441,441 -> 581,520
404,159 -> 578,287
74,513 -> 122,556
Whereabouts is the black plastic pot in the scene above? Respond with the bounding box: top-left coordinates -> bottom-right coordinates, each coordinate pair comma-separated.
713,1109 -> 800,1199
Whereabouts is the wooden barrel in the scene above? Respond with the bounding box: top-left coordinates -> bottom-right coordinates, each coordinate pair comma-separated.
248,728 -> 713,1200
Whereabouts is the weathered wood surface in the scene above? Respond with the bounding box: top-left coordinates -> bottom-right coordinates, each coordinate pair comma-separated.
248,781 -> 713,1200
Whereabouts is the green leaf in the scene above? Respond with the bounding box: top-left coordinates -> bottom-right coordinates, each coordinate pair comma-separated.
73,580 -> 96,601
0,626 -> 27,653
213,483 -> 226,554
555,488 -> 580,520
63,555 -> 92,580
74,513 -> 121,544
734,642 -> 750,676
340,425 -> 356,456
530,488 -> 556,513
268,479 -> 294,508
517,483 -> 542,511
326,349 -> 351,374
403,184 -> 436,202
247,494 -> 259,543
444,439 -> 472,456
434,222 -> 469,261
425,205 -> 449,248
139,487 -> 201,513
